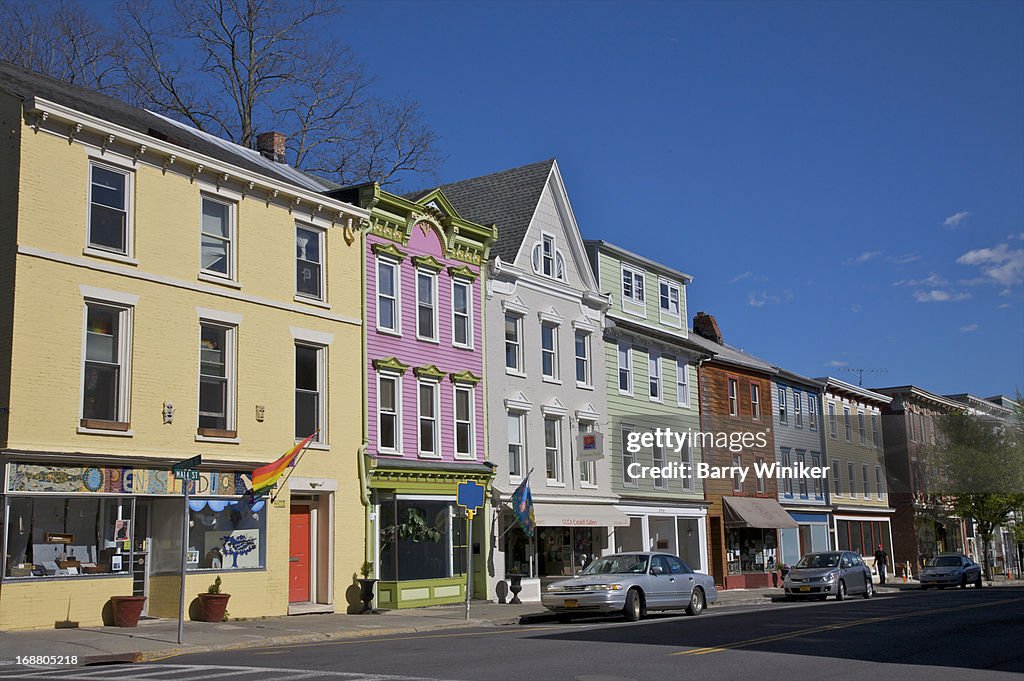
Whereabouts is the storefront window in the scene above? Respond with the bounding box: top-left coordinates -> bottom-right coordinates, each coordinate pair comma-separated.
836,519 -> 891,558
504,519 -> 536,577
4,496 -> 133,578
187,498 -> 266,570
378,497 -> 457,581
538,527 -> 602,577
726,528 -> 777,575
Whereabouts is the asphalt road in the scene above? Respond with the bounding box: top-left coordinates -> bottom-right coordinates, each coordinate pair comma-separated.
3,587 -> 1023,681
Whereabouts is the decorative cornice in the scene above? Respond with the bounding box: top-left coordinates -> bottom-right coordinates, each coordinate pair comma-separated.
505,391 -> 533,413
372,357 -> 410,374
448,370 -> 481,385
413,364 -> 446,381
411,255 -> 445,273
371,242 -> 408,261
501,295 -> 530,316
447,264 -> 479,281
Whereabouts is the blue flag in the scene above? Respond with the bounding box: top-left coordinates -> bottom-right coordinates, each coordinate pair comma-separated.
510,475 -> 536,538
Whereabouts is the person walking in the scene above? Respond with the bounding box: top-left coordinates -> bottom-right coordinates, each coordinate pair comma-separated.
874,544 -> 889,585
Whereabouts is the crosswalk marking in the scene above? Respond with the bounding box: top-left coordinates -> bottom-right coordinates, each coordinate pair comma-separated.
0,664 -> 459,681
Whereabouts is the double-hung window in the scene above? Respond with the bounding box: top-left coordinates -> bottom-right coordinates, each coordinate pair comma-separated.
377,374 -> 401,453
812,454 -> 823,499
82,301 -> 132,428
778,386 -> 788,424
453,384 -> 475,459
295,344 -> 325,442
793,391 -> 803,428
507,412 -> 525,480
417,380 -> 439,456
621,265 -> 645,308
541,234 -> 555,277
622,426 -> 637,486
832,460 -> 842,495
618,343 -> 632,394
541,323 -> 558,380
201,196 -> 234,278
376,258 -> 400,333
88,162 -> 131,255
808,397 -> 818,431
452,279 -> 472,348
862,464 -> 870,499
733,454 -> 743,492
575,331 -> 590,385
198,322 -> 235,437
797,451 -> 808,497
579,421 -> 597,486
544,417 -> 563,484
829,402 -> 837,438
676,360 -> 690,407
653,444 -> 667,489
781,449 -> 793,496
844,407 -> 852,442
872,414 -> 880,448
504,314 -> 522,372
756,457 -> 766,494
295,225 -> 324,300
728,378 -> 739,416
659,280 -> 681,325
847,462 -> 856,496
750,383 -> 761,420
876,466 -> 884,499
648,351 -> 662,401
416,270 -> 438,341
680,440 -> 693,491
858,411 -> 867,445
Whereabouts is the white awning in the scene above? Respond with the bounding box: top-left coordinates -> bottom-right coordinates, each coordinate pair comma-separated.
532,502 -> 631,528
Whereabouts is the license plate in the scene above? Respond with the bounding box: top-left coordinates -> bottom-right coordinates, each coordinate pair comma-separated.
799,586 -> 811,592
564,599 -> 579,608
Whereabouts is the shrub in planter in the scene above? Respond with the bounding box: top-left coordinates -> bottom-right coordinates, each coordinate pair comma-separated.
197,576 -> 231,622
357,561 -> 377,614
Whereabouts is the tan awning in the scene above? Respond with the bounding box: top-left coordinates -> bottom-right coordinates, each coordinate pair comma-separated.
532,502 -> 631,528
723,497 -> 799,529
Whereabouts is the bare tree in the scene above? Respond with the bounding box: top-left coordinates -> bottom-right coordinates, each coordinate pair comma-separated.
0,0 -> 122,91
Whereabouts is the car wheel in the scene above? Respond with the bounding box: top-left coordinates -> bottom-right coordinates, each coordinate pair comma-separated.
686,588 -> 705,616
863,580 -> 873,599
836,580 -> 846,601
975,574 -> 983,588
622,588 -> 644,622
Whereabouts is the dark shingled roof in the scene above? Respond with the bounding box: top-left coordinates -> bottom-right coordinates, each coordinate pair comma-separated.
0,60 -> 331,192
407,159 -> 555,263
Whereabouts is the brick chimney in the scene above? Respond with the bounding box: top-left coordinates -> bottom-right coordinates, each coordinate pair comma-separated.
693,311 -> 723,344
256,131 -> 287,163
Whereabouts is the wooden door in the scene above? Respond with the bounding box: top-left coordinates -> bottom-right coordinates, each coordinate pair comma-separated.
289,505 -> 311,603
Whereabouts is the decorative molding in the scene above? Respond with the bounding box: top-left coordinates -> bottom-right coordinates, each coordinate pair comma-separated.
372,357 -> 410,375
538,305 -> 564,325
576,402 -> 601,422
446,264 -> 478,281
289,326 -> 334,346
411,255 -> 445,272
541,397 -> 568,417
196,306 -> 243,326
79,284 -> 140,306
502,295 -> 530,316
505,391 -> 533,413
413,364 -> 446,381
572,317 -> 599,332
448,370 -> 481,385
371,241 -> 408,261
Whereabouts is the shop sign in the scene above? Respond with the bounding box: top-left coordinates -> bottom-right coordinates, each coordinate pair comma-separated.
7,462 -> 248,496
561,518 -> 600,526
577,432 -> 604,462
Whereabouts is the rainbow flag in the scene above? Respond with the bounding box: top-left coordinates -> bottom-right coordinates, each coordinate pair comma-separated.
249,433 -> 316,495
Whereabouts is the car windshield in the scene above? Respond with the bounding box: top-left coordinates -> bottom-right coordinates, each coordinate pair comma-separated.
795,553 -> 841,569
930,556 -> 963,567
580,555 -> 649,575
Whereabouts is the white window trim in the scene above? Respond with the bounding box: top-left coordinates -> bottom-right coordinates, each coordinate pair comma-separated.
676,360 -> 691,408
504,312 -> 525,376
750,383 -> 761,421
658,278 -> 682,327
544,416 -> 564,486
858,410 -> 867,446
781,449 -> 793,497
507,411 -> 526,484
197,320 -> 237,438
832,460 -> 843,496
375,256 -> 402,336
622,424 -> 638,488
862,464 -> 871,500
415,269 -> 439,343
452,383 -> 476,460
844,406 -> 853,442
574,329 -> 591,388
200,194 -> 238,282
793,391 -> 803,428
829,402 -> 838,439
620,263 -> 646,316
728,378 -> 739,417
808,397 -> 818,431
531,231 -> 566,281
295,223 -> 326,303
876,466 -> 884,499
541,322 -> 560,383
618,343 -> 633,396
417,378 -> 441,458
778,386 -> 788,425
295,342 -> 327,445
79,298 -> 134,432
648,350 -> 662,403
578,420 -> 599,489
451,277 -> 474,349
86,159 -> 134,260
653,443 -> 668,489
679,440 -> 694,492
376,372 -> 403,455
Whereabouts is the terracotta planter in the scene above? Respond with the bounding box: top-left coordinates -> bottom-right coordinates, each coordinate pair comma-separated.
110,596 -> 147,627
197,593 -> 231,622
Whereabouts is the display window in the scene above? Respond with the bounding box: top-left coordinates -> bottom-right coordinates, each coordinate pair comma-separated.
186,498 -> 266,570
726,527 -> 778,575
378,497 -> 463,581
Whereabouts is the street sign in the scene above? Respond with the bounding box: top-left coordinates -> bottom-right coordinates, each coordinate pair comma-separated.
172,455 -> 202,473
456,481 -> 485,515
174,469 -> 200,480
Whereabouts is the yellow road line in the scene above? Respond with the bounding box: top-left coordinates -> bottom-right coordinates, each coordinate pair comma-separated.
672,596 -> 1024,656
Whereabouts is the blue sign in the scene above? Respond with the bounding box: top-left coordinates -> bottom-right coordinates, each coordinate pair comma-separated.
456,481 -> 485,512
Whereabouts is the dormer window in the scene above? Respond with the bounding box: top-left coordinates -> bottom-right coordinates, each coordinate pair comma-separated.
532,233 -> 565,280
621,264 -> 645,314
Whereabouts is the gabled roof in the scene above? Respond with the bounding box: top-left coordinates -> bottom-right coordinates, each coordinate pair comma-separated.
0,60 -> 332,193
407,159 -> 555,263
687,332 -> 776,376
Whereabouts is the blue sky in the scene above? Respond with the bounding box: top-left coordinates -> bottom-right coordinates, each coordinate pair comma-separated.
85,0 -> 1023,397
336,0 -> 1023,398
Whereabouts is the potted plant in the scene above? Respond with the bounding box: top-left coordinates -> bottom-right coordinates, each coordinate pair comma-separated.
197,575 -> 231,622
357,561 -> 377,613
109,595 -> 147,627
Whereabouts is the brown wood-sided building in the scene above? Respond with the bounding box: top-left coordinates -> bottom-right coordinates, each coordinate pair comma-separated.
689,313 -> 797,589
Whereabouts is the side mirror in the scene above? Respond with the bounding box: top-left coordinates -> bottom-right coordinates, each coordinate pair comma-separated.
651,566 -> 665,576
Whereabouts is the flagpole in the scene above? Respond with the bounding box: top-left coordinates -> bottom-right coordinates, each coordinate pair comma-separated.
271,432 -> 318,503
497,469 -> 534,541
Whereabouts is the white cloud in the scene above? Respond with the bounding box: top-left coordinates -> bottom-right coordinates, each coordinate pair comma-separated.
887,253 -> 921,265
956,243 -> 1024,287
892,273 -> 948,287
959,324 -> 979,333
913,289 -> 972,303
998,303 -> 1012,309
943,211 -> 971,228
827,360 -> 849,367
845,251 -> 882,265
747,290 -> 781,307
729,271 -> 753,284
850,304 -> 862,313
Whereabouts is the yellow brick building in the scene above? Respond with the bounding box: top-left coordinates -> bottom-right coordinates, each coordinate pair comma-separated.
0,63 -> 368,629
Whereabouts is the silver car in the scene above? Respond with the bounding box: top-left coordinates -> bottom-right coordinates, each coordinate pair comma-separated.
541,552 -> 718,622
784,551 -> 874,601
920,553 -> 982,589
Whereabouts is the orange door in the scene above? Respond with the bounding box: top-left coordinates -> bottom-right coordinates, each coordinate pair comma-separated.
289,505 -> 311,603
